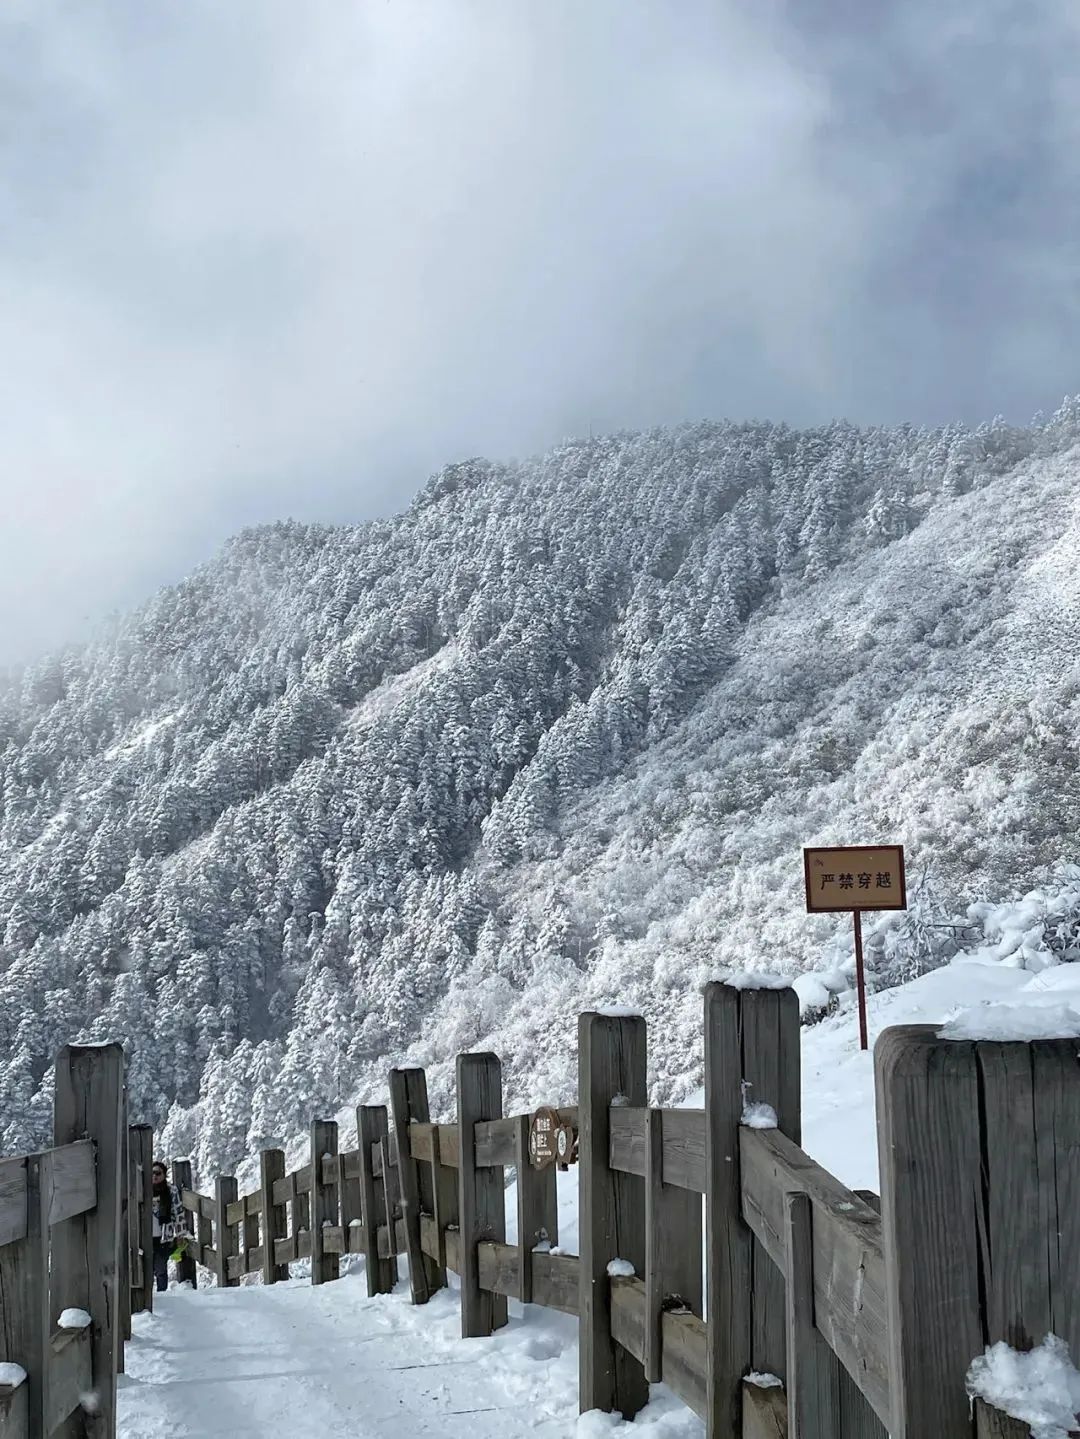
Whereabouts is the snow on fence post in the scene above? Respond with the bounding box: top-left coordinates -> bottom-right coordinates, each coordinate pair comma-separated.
129,1125 -> 153,1317
578,1010 -> 648,1421
171,1159 -> 198,1288
214,1177 -> 239,1289
52,1041 -> 126,1439
310,1120 -> 339,1287
357,1106 -> 395,1296
456,1052 -> 508,1339
258,1150 -> 288,1285
388,1067 -> 445,1305
876,1025 -> 1080,1439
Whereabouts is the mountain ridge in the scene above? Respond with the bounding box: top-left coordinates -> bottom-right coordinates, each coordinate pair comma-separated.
2,406 -> 1078,1175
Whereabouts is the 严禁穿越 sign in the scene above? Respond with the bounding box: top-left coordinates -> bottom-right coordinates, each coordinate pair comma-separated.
803,845 -> 906,914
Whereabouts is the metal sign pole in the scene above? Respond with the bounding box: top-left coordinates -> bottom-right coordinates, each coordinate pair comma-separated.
852,909 -> 868,1051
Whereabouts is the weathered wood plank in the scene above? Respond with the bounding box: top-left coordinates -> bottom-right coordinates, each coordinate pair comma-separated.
475,1108 -> 577,1170
132,1128 -> 154,1315
457,1053 -> 508,1338
3,1151 -> 49,1436
644,1105 -> 703,1383
337,1145 -> 363,1265
786,1190 -> 836,1439
514,1115 -> 558,1305
743,1378 -> 788,1439
0,1157 -> 27,1247
310,1121 -> 339,1287
743,990 -> 800,1385
705,982 -> 750,1439
475,1241 -> 580,1314
0,1371 -> 28,1438
379,1138 -> 401,1282
259,1150 -> 288,1285
981,1040 -> 1080,1357
389,1068 -> 443,1304
119,1115 -> 131,1356
171,1156 -> 197,1283
52,1042 -> 125,1439
579,1012 -> 648,1421
444,1226 -> 461,1275
46,1141 -> 96,1227
46,1325 -> 92,1435
412,1124 -> 462,1168
475,1117 -> 519,1170
430,1126 -> 458,1272
974,1398 -> 1033,1438
739,1127 -> 890,1427
215,1177 -> 239,1289
876,1027 -> 986,1439
357,1106 -> 395,1295
611,1106 -> 710,1194
271,1172 -> 296,1208
609,1274 -> 708,1421
609,1106 -> 647,1178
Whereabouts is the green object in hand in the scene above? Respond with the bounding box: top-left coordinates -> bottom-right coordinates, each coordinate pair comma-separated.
170,1237 -> 188,1263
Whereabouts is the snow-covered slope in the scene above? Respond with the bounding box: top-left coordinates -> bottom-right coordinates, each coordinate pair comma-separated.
1,406 -> 1079,1175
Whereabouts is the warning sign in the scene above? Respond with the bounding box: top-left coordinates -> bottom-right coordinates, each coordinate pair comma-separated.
803,845 -> 906,914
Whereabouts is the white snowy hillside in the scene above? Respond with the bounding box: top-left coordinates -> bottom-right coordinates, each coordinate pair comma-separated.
1,405 -> 1078,1177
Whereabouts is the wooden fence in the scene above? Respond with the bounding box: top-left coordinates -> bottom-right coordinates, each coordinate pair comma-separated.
155,982 -> 1079,1438
3,983 -> 1078,1438
0,1044 -> 125,1439
172,1113 -> 408,1292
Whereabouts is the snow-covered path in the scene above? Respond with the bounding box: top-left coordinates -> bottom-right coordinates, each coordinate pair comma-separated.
118,952 -> 1080,1438
119,1263 -> 700,1438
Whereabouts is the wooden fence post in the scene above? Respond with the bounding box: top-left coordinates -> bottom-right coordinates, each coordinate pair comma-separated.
3,1149 -> 51,1436
52,1042 -> 125,1439
338,1147 -> 363,1260
514,1114 -> 558,1306
171,1159 -> 198,1288
130,1125 -> 153,1313
388,1068 -> 443,1303
379,1136 -> 401,1277
259,1150 -> 288,1284
644,1104 -> 703,1383
357,1106 -> 395,1296
876,1026 -> 1080,1439
310,1121 -> 339,1286
578,1011 -> 648,1420
457,1052 -> 508,1339
215,1177 -> 239,1289
119,1113 -> 131,1363
703,984 -> 800,1439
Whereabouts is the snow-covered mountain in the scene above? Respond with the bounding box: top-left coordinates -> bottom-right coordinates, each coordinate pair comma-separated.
2,404 -> 1079,1175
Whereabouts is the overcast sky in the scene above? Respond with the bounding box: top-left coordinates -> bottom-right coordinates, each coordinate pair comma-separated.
3,0 -> 1079,664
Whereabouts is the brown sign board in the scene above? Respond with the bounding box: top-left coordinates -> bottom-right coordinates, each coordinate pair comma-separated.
803,844 -> 907,914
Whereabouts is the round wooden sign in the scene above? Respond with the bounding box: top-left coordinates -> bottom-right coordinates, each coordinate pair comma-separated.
555,1120 -> 576,1169
528,1106 -> 561,1170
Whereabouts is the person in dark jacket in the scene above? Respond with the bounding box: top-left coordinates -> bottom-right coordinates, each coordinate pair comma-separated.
151,1160 -> 187,1292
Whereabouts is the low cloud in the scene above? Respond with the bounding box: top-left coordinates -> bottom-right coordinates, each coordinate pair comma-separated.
2,0 -> 1079,661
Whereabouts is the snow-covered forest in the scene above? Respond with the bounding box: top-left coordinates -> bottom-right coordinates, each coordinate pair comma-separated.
2,405 -> 1079,1176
